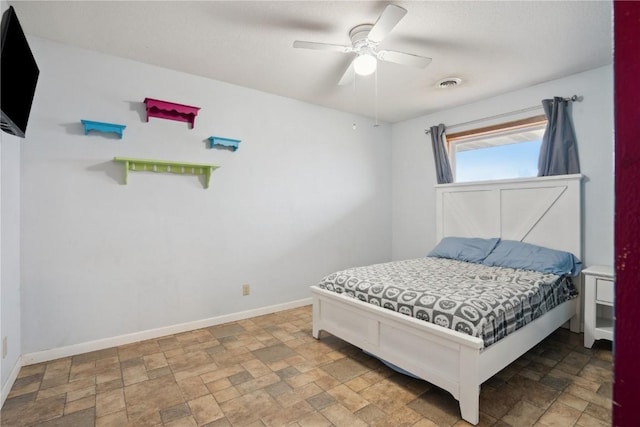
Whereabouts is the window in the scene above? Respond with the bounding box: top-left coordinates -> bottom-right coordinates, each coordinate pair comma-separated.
447,116 -> 547,183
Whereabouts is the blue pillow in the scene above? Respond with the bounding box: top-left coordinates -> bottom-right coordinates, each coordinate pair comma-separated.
428,237 -> 500,263
482,240 -> 582,276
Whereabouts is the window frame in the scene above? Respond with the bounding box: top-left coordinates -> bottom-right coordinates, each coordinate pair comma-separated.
447,115 -> 548,182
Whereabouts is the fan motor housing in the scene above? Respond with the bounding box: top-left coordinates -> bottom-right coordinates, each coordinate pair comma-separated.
349,24 -> 375,46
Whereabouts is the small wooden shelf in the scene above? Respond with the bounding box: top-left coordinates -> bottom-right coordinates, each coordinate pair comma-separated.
113,157 -> 219,188
208,136 -> 241,151
81,120 -> 126,138
143,98 -> 200,129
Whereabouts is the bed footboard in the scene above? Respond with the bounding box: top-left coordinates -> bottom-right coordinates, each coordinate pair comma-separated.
311,285 -> 578,425
311,286 -> 484,424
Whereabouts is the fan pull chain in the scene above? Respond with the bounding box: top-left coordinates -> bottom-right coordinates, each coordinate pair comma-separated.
352,71 -> 357,130
374,68 -> 379,127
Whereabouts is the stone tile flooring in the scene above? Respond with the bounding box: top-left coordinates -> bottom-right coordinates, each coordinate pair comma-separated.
1,305 -> 613,426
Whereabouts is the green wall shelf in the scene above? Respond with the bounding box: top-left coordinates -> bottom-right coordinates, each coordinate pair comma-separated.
113,157 -> 219,188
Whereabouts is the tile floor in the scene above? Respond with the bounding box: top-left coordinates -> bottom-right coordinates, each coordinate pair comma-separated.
1,305 -> 612,427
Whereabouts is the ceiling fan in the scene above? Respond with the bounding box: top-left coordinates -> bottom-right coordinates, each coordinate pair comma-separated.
293,4 -> 432,86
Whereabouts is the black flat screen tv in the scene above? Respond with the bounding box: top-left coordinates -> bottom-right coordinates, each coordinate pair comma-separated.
1,6 -> 39,138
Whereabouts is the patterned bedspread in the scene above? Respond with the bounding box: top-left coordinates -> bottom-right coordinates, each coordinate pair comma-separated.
315,257 -> 577,347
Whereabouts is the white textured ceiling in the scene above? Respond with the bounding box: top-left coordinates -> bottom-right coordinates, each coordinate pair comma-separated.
8,1 -> 613,123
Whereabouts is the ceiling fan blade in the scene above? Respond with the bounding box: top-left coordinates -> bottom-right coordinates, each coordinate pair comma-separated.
338,60 -> 355,86
293,40 -> 353,53
367,4 -> 407,43
377,50 -> 432,68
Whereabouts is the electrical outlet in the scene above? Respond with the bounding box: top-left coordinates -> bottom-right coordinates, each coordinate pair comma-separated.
242,284 -> 250,296
2,337 -> 7,359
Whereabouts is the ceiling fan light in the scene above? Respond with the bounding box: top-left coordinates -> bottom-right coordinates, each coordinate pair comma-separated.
353,53 -> 377,76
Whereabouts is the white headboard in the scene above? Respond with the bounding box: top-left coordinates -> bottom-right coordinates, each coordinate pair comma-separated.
435,174 -> 583,259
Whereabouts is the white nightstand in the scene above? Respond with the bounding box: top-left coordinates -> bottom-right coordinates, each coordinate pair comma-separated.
583,265 -> 615,348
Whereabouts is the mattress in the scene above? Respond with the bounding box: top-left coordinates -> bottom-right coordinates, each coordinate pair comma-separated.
314,257 -> 577,347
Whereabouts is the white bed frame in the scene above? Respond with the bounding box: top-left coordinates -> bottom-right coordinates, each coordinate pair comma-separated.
311,174 -> 583,425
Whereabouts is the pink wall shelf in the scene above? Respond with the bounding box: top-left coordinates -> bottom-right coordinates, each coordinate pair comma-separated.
143,98 -> 201,129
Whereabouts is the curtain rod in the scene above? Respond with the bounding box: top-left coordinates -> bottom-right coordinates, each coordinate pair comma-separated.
424,95 -> 582,135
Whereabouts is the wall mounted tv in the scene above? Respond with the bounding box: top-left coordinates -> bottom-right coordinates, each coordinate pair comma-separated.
1,6 -> 39,138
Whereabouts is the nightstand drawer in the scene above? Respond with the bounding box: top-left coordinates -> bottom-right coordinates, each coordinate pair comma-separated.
596,278 -> 614,304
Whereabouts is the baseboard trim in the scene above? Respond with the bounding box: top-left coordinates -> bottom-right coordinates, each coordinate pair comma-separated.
1,356 -> 22,408
22,298 -> 312,366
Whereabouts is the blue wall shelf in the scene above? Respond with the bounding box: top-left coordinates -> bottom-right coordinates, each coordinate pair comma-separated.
81,120 -> 126,139
208,136 -> 241,151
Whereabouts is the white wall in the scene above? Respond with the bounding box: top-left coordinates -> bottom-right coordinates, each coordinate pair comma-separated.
20,38 -> 392,355
1,0 -> 23,403
391,66 -> 614,268
0,136 -> 21,395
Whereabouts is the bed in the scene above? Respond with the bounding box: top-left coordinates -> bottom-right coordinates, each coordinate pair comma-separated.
310,174 -> 583,425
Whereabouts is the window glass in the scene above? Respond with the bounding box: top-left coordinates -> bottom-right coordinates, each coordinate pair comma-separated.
448,117 -> 546,183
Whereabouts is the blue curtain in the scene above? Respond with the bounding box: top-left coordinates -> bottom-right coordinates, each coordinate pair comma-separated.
430,123 -> 454,184
538,97 -> 580,176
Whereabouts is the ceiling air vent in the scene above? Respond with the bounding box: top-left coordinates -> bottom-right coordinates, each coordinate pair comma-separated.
436,77 -> 462,89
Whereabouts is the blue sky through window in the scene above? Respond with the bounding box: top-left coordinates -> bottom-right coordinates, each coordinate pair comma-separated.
455,140 -> 542,182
